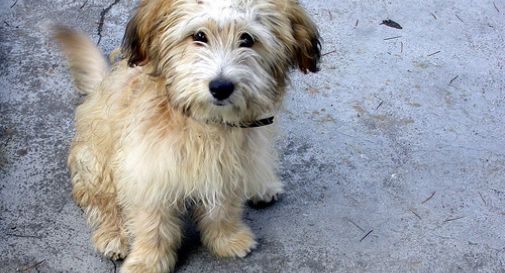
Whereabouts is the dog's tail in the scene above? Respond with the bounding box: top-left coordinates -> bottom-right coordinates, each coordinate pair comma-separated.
54,27 -> 109,95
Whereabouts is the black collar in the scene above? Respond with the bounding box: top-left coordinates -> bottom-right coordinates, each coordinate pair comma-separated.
225,116 -> 275,128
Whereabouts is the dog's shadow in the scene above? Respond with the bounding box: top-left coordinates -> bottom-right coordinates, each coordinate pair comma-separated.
175,218 -> 203,270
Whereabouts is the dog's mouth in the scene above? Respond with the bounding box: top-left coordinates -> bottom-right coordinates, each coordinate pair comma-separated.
212,100 -> 231,107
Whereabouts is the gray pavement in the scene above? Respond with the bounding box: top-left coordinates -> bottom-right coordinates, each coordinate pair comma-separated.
1,0 -> 505,272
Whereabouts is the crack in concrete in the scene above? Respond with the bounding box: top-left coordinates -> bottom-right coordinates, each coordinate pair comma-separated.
110,260 -> 117,273
96,0 -> 121,45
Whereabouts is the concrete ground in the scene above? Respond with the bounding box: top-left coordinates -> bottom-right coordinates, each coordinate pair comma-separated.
1,0 -> 504,272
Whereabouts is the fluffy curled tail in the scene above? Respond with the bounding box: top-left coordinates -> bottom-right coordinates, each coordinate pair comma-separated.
54,27 -> 109,95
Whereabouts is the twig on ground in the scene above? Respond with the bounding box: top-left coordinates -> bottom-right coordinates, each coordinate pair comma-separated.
6,233 -> 40,238
375,101 -> 384,110
409,208 -> 422,220
427,50 -> 441,57
80,0 -> 89,9
20,260 -> 46,272
322,50 -> 337,56
384,36 -> 402,41
360,230 -> 374,242
444,216 -> 465,223
345,217 -> 365,232
493,1 -> 500,13
478,192 -> 487,205
421,191 -> 436,204
449,75 -> 459,85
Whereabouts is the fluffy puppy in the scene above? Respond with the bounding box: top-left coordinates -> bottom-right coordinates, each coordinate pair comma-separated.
55,0 -> 320,272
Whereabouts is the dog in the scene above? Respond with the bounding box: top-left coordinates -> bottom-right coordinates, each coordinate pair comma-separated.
55,0 -> 320,272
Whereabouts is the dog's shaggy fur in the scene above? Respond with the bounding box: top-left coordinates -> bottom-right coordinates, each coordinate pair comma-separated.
55,0 -> 320,272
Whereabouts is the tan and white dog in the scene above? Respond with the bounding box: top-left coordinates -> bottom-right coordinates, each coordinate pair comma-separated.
55,0 -> 320,272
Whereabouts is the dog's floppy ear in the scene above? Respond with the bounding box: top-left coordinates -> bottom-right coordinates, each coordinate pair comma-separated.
286,0 -> 321,73
122,0 -> 167,67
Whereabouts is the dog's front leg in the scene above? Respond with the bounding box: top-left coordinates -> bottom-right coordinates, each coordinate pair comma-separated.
121,205 -> 182,273
194,198 -> 257,258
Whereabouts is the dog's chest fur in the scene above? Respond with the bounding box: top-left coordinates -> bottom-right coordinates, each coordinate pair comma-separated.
91,64 -> 274,207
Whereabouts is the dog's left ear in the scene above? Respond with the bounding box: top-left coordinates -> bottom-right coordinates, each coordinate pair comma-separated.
286,0 -> 321,74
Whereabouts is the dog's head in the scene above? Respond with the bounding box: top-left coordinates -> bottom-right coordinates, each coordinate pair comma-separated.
122,0 -> 320,124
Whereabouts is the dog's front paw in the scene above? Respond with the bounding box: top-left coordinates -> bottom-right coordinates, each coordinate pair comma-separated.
249,184 -> 284,206
207,225 -> 257,258
121,253 -> 176,273
120,262 -> 146,273
93,230 -> 129,260
121,262 -> 155,273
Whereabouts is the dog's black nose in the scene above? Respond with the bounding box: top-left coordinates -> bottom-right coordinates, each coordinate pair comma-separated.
209,78 -> 234,101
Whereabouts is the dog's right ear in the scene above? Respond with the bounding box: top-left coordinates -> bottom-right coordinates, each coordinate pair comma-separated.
284,0 -> 321,74
122,0 -> 168,67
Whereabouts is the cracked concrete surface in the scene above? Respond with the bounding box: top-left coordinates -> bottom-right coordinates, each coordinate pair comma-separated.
1,0 -> 504,272
96,0 -> 121,45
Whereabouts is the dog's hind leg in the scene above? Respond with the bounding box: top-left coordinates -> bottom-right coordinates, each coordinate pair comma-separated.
69,146 -> 129,260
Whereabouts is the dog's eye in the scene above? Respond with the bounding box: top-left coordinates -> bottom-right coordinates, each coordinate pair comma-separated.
193,31 -> 208,44
239,33 -> 254,48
